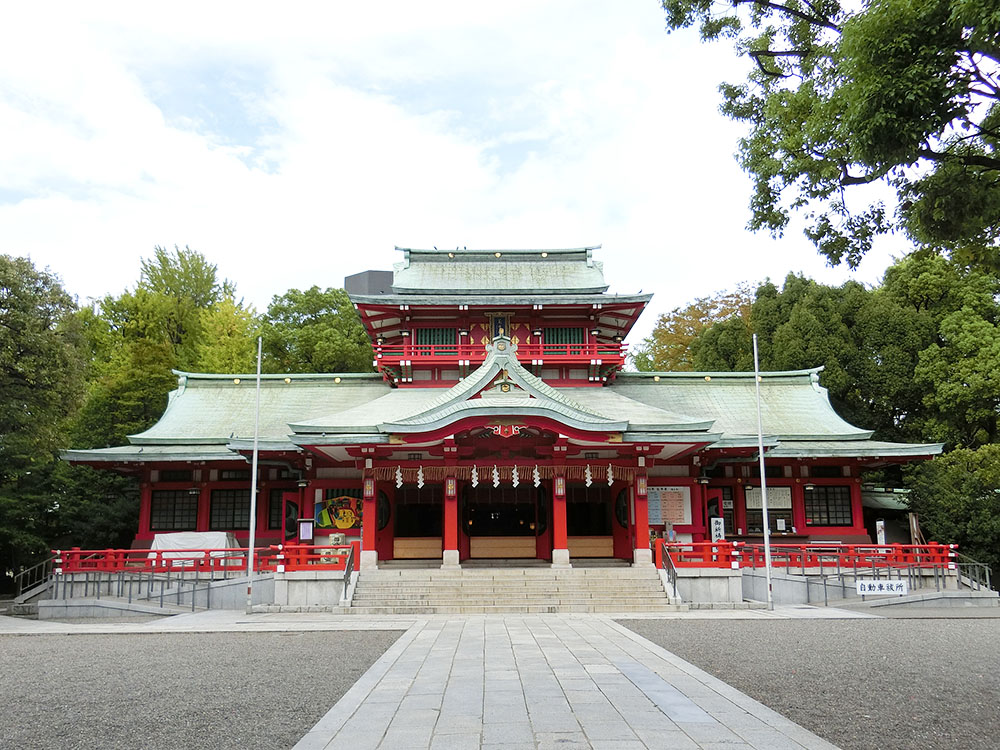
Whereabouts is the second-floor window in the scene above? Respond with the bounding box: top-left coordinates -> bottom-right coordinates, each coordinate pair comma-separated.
416,327 -> 457,353
543,327 -> 584,353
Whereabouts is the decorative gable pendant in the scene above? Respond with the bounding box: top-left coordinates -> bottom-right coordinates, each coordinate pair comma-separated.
584,464 -> 592,488
471,465 -> 479,488
512,465 -> 519,488
417,466 -> 424,488
491,423 -> 523,438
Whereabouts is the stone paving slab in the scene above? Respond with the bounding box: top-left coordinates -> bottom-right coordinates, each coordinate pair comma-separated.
0,602 -> 875,636
292,615 -> 841,749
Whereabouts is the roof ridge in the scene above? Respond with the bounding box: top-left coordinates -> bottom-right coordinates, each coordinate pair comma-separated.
618,367 -> 825,379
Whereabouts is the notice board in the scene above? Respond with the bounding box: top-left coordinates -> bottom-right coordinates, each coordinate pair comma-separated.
647,486 -> 690,526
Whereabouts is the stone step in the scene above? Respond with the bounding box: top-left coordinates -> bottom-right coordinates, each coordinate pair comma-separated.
352,583 -> 666,594
363,569 -> 658,578
348,567 -> 671,612
351,595 -> 672,605
342,603 -> 686,615
352,585 -> 667,595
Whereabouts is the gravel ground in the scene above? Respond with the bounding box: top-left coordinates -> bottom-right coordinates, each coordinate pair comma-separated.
0,630 -> 403,750
620,617 -> 1000,750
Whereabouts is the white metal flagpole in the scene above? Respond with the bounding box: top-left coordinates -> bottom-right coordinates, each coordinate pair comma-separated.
246,336 -> 263,614
752,334 -> 775,611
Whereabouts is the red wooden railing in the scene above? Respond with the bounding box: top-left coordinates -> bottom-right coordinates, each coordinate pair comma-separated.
655,540 -> 957,572
54,542 -> 361,575
272,541 -> 360,571
654,540 -> 743,569
374,342 -> 628,361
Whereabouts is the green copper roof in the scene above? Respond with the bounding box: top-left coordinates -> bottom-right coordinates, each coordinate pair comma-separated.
390,246 -> 610,295
612,369 -> 874,441
767,439 -> 942,459
62,444 -> 246,463
129,371 -> 390,444
64,363 -> 941,465
349,292 -> 652,307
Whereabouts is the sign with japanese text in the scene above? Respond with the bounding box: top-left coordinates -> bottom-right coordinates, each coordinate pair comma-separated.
856,579 -> 908,595
710,517 -> 725,542
744,486 -> 792,509
647,486 -> 690,525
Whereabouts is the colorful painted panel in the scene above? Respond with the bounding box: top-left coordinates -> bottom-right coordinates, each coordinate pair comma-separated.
315,490 -> 363,530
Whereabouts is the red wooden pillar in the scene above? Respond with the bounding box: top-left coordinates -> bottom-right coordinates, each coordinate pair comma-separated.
690,481 -> 706,540
850,479 -> 865,535
633,472 -> 653,566
138,480 -> 152,538
552,474 -> 570,568
361,475 -> 378,569
196,485 -> 211,532
792,481 -> 808,534
443,475 -> 459,568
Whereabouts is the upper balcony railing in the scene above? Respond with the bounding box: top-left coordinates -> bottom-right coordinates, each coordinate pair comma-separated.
374,341 -> 628,363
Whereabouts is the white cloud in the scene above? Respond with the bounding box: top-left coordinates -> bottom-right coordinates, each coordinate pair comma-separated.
0,0 -> 901,344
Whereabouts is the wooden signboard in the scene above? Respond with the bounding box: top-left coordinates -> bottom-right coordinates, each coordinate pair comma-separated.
647,486 -> 690,525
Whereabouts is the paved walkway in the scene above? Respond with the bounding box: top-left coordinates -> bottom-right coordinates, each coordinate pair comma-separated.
292,615 -> 839,750
1,608 -> 859,749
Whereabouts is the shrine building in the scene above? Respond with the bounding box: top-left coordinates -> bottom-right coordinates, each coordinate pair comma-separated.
65,247 -> 942,569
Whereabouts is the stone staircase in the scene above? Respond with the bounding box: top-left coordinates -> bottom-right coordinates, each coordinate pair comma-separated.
346,565 -> 684,614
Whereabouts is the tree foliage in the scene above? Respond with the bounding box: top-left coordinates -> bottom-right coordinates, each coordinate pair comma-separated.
73,246 -> 242,448
682,254 -> 1000,447
906,444 -> 1000,578
632,285 -> 753,370
193,297 -> 260,374
0,257 -> 86,585
662,0 -> 1000,268
262,287 -> 373,373
0,257 -> 84,483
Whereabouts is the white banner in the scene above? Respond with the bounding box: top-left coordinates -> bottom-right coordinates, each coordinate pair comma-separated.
744,486 -> 792,509
856,579 -> 908,595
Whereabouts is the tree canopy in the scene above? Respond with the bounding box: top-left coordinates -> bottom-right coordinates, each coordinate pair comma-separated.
262,287 -> 373,373
0,257 -> 86,584
906,444 -> 1000,576
662,0 -> 1000,268
631,285 -> 753,371
0,257 -> 84,483
640,253 -> 1000,449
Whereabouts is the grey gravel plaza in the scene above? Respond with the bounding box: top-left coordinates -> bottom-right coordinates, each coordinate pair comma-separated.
1,607 -> 997,749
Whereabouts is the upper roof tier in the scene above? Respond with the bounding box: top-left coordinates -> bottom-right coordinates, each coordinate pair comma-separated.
388,246 -> 609,295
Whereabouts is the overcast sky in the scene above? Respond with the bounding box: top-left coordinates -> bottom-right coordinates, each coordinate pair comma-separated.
1,1 -> 906,343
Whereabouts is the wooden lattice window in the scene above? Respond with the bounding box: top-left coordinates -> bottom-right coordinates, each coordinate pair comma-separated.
416,327 -> 457,353
543,327 -> 584,353
804,486 -> 853,526
150,490 -> 198,531
210,489 -> 251,530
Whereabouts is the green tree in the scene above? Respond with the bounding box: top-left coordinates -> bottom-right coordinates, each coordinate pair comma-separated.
55,246 -> 241,564
74,246 -> 242,446
193,297 -> 260,373
0,256 -> 85,587
136,245 -> 235,368
688,254 -> 1000,446
262,287 -> 373,373
662,0 -> 1000,268
906,444 -> 1000,579
632,285 -> 754,371
692,274 -> 883,430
